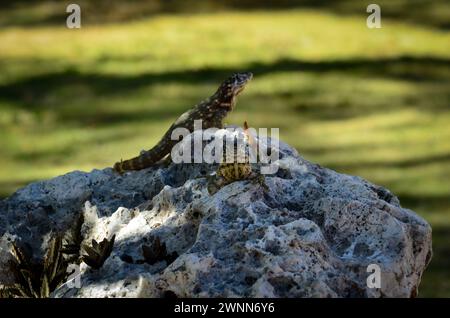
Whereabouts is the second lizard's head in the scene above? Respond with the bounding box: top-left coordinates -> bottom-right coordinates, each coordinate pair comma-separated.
216,72 -> 253,110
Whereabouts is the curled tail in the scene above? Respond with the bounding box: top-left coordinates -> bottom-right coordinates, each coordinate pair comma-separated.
113,139 -> 174,174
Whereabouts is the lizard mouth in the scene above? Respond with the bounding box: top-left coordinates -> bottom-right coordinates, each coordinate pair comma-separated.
233,85 -> 246,96
228,85 -> 248,110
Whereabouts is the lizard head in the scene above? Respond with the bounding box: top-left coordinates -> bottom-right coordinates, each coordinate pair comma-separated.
216,72 -> 253,110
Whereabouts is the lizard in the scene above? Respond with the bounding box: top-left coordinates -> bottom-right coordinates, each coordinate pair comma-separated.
207,121 -> 268,195
113,72 -> 253,173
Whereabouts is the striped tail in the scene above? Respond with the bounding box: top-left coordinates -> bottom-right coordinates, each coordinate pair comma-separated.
113,139 -> 174,173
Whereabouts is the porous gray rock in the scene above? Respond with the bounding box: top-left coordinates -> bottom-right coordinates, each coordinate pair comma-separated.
0,130 -> 432,297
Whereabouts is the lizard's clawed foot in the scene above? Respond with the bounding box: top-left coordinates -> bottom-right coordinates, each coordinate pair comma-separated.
159,155 -> 172,168
207,182 -> 219,195
113,160 -> 125,175
251,174 -> 268,192
207,176 -> 227,195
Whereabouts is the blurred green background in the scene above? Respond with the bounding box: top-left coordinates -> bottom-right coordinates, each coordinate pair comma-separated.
0,0 -> 449,297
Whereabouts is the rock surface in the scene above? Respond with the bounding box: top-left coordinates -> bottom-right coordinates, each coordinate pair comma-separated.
0,130 -> 432,298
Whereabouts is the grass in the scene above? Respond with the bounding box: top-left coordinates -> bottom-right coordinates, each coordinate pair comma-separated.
0,4 -> 449,297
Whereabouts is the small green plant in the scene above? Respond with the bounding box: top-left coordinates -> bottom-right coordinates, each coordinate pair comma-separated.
81,235 -> 116,269
142,236 -> 178,266
61,213 -> 84,264
0,235 -> 69,298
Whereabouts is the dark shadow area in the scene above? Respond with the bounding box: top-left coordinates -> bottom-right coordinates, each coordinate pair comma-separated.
325,152 -> 450,170
291,95 -> 450,121
10,129 -> 140,164
1,0 -> 449,30
0,179 -> 39,200
398,194 -> 450,213
427,226 -> 450,270
59,107 -> 191,127
1,55 -> 449,120
419,225 -> 450,297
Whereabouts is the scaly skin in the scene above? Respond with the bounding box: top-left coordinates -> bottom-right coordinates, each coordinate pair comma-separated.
207,121 -> 268,195
113,72 -> 253,173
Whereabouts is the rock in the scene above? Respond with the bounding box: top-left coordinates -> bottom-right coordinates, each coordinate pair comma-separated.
0,130 -> 432,298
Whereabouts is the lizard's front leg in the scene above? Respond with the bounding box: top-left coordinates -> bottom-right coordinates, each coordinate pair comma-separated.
249,172 -> 269,192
